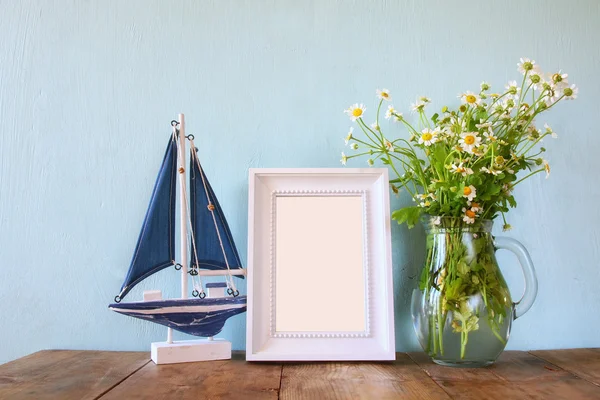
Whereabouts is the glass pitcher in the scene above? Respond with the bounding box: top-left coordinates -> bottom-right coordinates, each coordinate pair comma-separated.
411,216 -> 537,367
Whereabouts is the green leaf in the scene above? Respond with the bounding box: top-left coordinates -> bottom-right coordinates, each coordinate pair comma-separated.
507,196 -> 517,208
457,261 -> 469,276
391,206 -> 422,229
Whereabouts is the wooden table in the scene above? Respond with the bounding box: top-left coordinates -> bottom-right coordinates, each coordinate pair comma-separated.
1,349 -> 599,399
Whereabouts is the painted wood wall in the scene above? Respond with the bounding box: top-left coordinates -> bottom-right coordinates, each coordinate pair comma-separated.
1,0 -> 599,363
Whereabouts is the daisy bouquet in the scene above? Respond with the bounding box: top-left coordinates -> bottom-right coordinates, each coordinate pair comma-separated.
340,58 -> 577,359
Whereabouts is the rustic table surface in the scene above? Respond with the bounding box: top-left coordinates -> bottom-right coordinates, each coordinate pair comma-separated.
1,349 -> 599,399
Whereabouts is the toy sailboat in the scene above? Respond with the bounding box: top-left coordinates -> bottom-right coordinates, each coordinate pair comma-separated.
109,114 -> 246,364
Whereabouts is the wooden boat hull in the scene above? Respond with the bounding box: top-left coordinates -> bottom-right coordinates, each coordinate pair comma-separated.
109,296 -> 247,337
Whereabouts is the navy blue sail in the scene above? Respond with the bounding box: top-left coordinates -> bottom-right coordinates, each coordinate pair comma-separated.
189,153 -> 244,275
116,136 -> 178,301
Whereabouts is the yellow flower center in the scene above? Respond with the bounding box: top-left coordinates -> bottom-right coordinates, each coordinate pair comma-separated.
464,135 -> 475,145
381,92 -> 389,98
352,108 -> 363,117
495,156 -> 505,165
422,133 -> 433,141
456,167 -> 465,173
463,187 -> 472,196
471,202 -> 480,208
552,73 -> 563,83
466,209 -> 476,218
466,95 -> 477,104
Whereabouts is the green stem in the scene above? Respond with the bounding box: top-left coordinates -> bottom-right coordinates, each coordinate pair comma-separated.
491,326 -> 507,345
461,331 -> 467,359
437,299 -> 444,356
512,168 -> 545,186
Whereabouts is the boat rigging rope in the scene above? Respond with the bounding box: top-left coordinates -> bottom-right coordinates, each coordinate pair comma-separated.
172,127 -> 207,297
189,137 -> 238,295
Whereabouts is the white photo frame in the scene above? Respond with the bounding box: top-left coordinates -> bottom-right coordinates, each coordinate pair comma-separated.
246,168 -> 395,361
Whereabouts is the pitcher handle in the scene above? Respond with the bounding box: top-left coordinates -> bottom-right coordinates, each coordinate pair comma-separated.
493,236 -> 538,319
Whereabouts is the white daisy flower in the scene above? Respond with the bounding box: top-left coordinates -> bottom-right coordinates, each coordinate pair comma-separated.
415,193 -> 428,201
480,81 -> 491,91
344,103 -> 366,121
385,140 -> 394,152
503,224 -> 513,231
551,70 -> 569,87
543,159 -> 550,178
367,159 -> 374,166
460,91 -> 481,107
528,71 -> 544,90
505,81 -> 521,98
418,128 -> 438,146
419,200 -> 431,208
480,166 -> 501,176
544,94 -> 558,107
451,162 -> 474,177
462,185 -> 477,201
340,152 -> 347,166
483,130 -> 497,142
462,207 -> 476,224
376,88 -> 392,101
420,96 -> 432,103
344,127 -> 354,145
385,105 -> 396,120
459,132 -> 481,154
411,99 -> 427,113
475,120 -> 492,130
562,84 -> 578,100
468,201 -> 482,213
544,123 -> 558,139
393,112 -> 404,122
517,58 -> 536,75
350,143 -> 358,150
370,122 -> 380,131
502,184 -> 513,195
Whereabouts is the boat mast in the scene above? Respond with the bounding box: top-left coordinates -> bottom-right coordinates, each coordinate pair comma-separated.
177,113 -> 189,300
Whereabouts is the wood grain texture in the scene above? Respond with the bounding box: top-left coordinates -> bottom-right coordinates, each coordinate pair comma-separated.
4,350 -> 600,399
279,353 -> 450,399
531,348 -> 600,386
100,352 -> 281,400
0,350 -> 149,400
409,351 -> 600,399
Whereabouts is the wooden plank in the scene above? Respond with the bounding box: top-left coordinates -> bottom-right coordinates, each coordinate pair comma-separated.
494,351 -> 600,399
409,350 -> 600,399
280,353 -> 450,399
100,352 -> 282,400
531,348 -> 600,386
407,351 -> 500,381
492,351 -> 573,381
0,350 -> 149,400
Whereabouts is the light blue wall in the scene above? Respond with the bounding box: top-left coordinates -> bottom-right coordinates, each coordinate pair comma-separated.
1,0 -> 599,363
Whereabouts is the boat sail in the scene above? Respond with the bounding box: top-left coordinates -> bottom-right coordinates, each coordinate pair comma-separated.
109,117 -> 246,339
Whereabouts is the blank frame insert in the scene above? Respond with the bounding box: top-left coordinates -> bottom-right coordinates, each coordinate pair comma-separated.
274,195 -> 366,333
